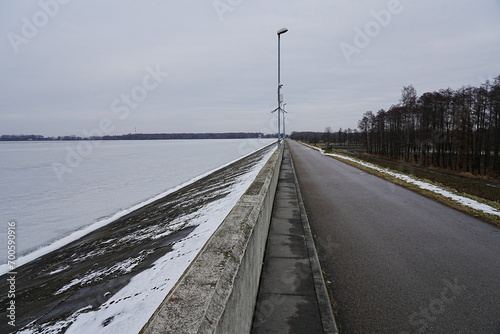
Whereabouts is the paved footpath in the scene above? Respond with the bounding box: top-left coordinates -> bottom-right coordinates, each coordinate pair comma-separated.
251,142 -> 338,333
288,140 -> 500,334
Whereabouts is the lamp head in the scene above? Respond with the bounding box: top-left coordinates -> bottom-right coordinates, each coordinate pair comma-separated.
277,27 -> 288,35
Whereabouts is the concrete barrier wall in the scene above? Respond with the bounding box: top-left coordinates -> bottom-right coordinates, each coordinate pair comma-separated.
141,146 -> 284,334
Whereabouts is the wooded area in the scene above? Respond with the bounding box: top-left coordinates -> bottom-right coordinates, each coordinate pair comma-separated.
357,76 -> 500,177
289,128 -> 361,146
0,132 -> 268,141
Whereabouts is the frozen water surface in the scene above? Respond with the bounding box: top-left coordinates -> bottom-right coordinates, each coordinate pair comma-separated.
0,140 -> 275,334
0,139 -> 273,264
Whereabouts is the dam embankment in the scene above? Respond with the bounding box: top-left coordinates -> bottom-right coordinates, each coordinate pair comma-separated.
0,143 -> 280,333
141,145 -> 284,333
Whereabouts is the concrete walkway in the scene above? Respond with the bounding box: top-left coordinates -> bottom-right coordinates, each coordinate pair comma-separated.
251,142 -> 338,333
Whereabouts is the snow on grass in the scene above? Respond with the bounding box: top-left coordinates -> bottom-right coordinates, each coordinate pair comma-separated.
34,147 -> 276,334
304,143 -> 500,217
17,306 -> 93,334
48,265 -> 70,276
55,257 -> 144,295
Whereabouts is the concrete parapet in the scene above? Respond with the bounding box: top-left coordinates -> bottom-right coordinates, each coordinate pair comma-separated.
141,146 -> 283,334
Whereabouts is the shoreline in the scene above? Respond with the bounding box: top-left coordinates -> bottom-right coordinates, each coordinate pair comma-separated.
0,144 -> 275,333
0,140 -> 275,274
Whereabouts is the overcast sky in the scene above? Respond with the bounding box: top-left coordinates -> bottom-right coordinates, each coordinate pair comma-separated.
1,0 -> 499,137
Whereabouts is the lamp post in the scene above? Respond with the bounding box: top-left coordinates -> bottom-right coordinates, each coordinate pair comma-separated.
276,27 -> 288,149
282,103 -> 287,139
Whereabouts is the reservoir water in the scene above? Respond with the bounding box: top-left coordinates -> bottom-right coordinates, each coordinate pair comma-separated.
0,138 -> 274,264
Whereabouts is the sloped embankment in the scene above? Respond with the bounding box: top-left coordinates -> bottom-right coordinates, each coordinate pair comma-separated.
0,143 -> 275,333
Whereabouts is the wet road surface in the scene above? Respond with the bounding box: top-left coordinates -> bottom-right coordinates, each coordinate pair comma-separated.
288,140 -> 500,334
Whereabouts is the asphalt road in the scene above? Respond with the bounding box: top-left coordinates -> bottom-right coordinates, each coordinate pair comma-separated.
288,140 -> 500,334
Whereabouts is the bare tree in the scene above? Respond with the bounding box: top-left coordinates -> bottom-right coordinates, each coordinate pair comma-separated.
356,77 -> 500,177
323,126 -> 332,146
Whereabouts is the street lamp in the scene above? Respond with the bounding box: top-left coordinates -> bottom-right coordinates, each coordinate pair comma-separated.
276,27 -> 288,149
282,103 -> 287,139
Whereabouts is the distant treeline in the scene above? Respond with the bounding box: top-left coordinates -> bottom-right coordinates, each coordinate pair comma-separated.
290,128 -> 361,146
0,132 -> 274,141
357,75 -> 500,177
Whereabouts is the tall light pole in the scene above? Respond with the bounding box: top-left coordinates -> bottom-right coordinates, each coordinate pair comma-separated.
277,27 -> 288,149
282,103 -> 287,139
